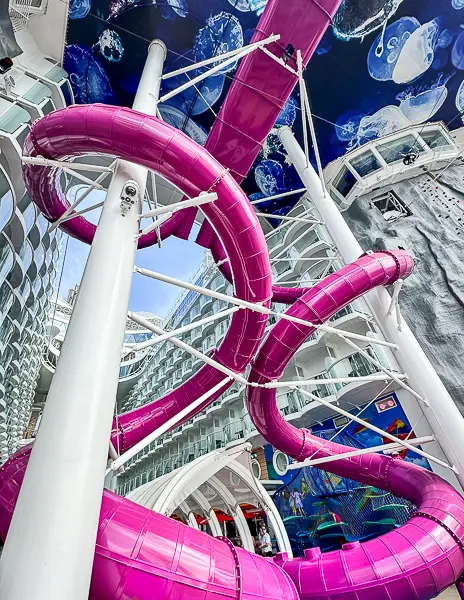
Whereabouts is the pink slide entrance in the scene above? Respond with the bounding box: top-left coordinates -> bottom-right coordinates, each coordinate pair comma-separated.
1,0 -> 464,597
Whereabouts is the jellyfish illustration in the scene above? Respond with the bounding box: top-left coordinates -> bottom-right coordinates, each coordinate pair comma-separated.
161,71 -> 225,116
367,17 -> 420,82
227,0 -> 267,15
194,12 -> 244,74
438,29 -> 456,49
452,31 -> 464,70
452,0 -> 464,9
255,160 -> 286,196
158,105 -> 208,146
397,78 -> 449,125
69,0 -> 91,19
354,106 -> 410,147
64,45 -> 118,105
334,110 -> 365,144
392,19 -> 441,84
275,95 -> 298,128
92,30 -> 124,63
333,0 -> 404,42
456,79 -> 464,112
107,0 -> 138,20
167,0 -> 187,16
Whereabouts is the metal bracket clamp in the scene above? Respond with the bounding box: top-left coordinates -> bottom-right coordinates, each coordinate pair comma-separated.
217,536 -> 243,600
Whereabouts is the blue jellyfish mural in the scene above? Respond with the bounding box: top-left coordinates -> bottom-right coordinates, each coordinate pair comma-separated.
255,159 -> 287,197
161,72 -> 226,116
227,0 -> 267,16
452,31 -> 464,70
397,74 -> 452,124
93,30 -> 124,62
333,0 -> 404,42
69,0 -> 91,19
456,78 -> 464,112
159,0 -> 188,20
194,12 -> 244,74
368,17 -> 440,84
367,17 -> 420,82
158,105 -> 208,146
64,45 -> 118,105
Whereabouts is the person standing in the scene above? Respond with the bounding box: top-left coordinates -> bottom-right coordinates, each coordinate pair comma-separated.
258,523 -> 273,557
289,491 -> 296,516
293,488 -> 306,516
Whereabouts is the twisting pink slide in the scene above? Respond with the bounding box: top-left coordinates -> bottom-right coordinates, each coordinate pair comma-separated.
1,0 -> 463,593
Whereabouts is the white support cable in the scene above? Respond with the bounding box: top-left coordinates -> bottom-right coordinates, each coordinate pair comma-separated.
48,163 -> 116,233
270,257 -> 335,263
255,212 -> 321,225
106,377 -> 232,474
58,200 -> 105,224
136,213 -> 172,237
305,380 -> 395,462
159,35 -> 280,104
161,33 -> 280,80
60,167 -> 106,190
127,312 -> 248,384
341,335 -> 426,404
249,188 -> 307,205
148,171 -> 162,248
21,156 -> 114,173
134,267 -> 399,349
289,435 -> 436,469
387,279 -> 404,331
265,374 -> 403,388
108,441 -> 119,461
264,219 -> 318,239
295,387 -> 455,472
123,306 -> 241,353
300,76 -> 327,196
297,50 -> 309,168
259,46 -> 298,76
140,192 -> 217,219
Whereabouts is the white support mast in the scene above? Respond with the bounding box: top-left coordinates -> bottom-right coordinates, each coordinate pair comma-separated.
278,125 -> 464,491
0,40 -> 167,600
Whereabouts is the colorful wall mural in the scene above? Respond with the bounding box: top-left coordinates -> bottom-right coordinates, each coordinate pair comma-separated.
64,0 -> 464,217
265,393 -> 426,555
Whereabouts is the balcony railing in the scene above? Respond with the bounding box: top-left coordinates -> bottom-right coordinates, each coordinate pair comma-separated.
327,347 -> 382,390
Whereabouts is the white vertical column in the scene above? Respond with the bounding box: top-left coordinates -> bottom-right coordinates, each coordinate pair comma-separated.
0,40 -> 166,600
279,126 -> 464,491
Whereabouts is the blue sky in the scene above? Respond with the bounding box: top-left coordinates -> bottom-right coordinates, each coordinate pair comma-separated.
58,187 -> 205,318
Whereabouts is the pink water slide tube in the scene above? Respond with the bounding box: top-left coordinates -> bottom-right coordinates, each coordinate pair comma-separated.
1,2 -> 463,599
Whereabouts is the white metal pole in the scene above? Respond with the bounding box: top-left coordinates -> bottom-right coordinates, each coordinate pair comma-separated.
279,125 -> 464,489
135,267 -> 398,349
0,40 -> 167,600
296,387 -> 453,472
107,377 -> 231,473
288,435 -> 435,469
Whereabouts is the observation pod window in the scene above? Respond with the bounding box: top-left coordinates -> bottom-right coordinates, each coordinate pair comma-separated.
376,134 -> 426,164
332,165 -> 357,198
420,129 -> 451,150
348,150 -> 382,178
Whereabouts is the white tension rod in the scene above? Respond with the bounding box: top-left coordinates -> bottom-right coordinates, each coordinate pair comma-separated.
140,192 -> 217,219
